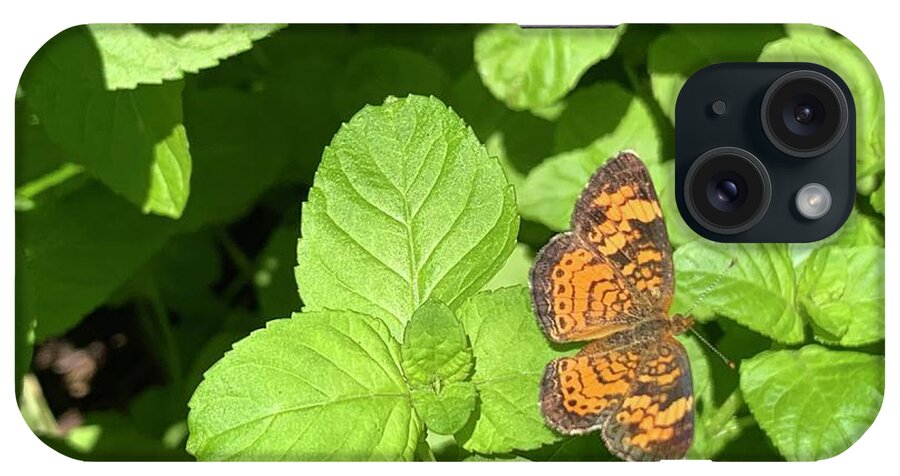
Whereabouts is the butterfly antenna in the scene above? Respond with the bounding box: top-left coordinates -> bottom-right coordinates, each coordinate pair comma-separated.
684,257 -> 737,317
689,327 -> 736,370
685,257 -> 738,370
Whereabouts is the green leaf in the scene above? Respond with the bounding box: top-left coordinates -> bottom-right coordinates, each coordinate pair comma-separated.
187,311 -> 421,461
648,24 -> 784,122
18,375 -> 59,436
448,69 -> 557,187
489,114 -> 557,187
411,383 -> 477,436
400,302 -> 477,434
758,26 -> 885,194
646,160 -> 702,247
681,336 -> 743,460
179,87 -> 289,230
18,182 -> 176,340
88,24 -> 283,90
455,287 -> 565,453
255,221 -> 303,319
517,84 -> 661,231
672,242 -> 804,344
296,95 -> 519,339
474,25 -> 625,111
518,146 -> 606,230
22,26 -> 191,218
517,435 -> 613,461
740,345 -> 884,461
482,244 -> 533,291
463,454 -> 531,462
401,301 -> 474,385
788,209 -> 884,269
353,25 -> 479,79
145,232 -> 223,316
251,26 -> 363,184
333,47 -> 449,119
518,105 -> 660,232
681,336 -> 713,410
446,69 -> 510,140
426,431 -> 469,461
128,386 -> 191,448
797,246 -> 884,346
53,411 -> 188,461
681,335 -> 712,457
553,82 -> 655,154
14,101 -> 68,188
870,180 -> 885,214
14,242 -> 34,399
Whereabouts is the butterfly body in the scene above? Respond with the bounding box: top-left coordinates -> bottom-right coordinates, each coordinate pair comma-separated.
530,152 -> 695,461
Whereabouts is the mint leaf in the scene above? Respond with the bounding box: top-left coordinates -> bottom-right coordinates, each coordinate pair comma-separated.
255,221 -> 303,319
141,231 -> 222,318
411,383 -> 477,436
22,27 -> 191,218
187,311 -> 421,461
401,301 -> 473,385
18,182 -> 176,340
788,209 -> 883,269
518,147 -> 610,230
482,244 -> 533,291
52,411 -> 187,461
464,454 -> 531,462
14,101 -> 68,187
681,335 -> 742,459
491,113 -> 557,184
797,246 -> 884,346
474,25 -> 625,111
672,242 -> 804,344
518,95 -> 660,231
553,82 -> 655,154
88,24 -> 283,90
252,27 -> 362,184
333,47 -> 449,119
759,26 -> 884,194
648,25 -> 783,122
446,70 -> 509,140
14,242 -> 34,398
870,180 -> 885,214
179,87 -> 290,230
456,287 -> 565,453
740,346 -> 884,461
448,69 -> 557,186
400,301 -> 477,435
646,160 -> 702,248
296,95 -> 519,339
518,435 -> 612,461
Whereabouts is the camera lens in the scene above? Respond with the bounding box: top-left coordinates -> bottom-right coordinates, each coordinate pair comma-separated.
684,147 -> 771,234
710,176 -> 745,211
716,180 -> 738,202
794,104 -> 815,124
761,70 -> 849,158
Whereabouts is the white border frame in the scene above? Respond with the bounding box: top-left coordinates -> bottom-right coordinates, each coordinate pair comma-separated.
1,1 -> 893,474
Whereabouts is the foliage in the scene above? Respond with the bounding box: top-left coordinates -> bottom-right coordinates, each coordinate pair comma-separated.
15,24 -> 883,462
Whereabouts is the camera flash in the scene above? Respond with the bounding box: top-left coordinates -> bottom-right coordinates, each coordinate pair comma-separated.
795,183 -> 832,220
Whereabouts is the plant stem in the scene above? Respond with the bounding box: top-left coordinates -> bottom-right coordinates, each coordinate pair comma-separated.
143,283 -> 182,383
415,435 -> 437,462
16,163 -> 84,199
710,388 -> 745,431
218,230 -> 256,302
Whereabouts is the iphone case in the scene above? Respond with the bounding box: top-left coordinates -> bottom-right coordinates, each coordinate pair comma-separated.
14,23 -> 884,462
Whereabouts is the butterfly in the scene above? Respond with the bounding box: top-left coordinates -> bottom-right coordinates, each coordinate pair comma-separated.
530,151 -> 694,461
